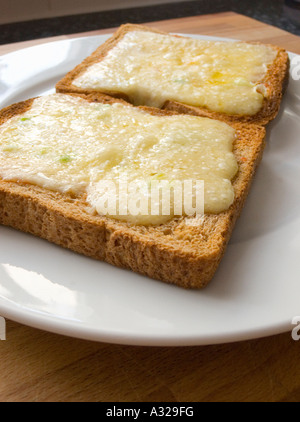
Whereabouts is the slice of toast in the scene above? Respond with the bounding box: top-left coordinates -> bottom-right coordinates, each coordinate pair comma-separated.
0,93 -> 266,289
56,23 -> 289,126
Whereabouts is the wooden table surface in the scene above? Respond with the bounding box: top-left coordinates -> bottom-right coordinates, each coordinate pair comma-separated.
0,12 -> 300,403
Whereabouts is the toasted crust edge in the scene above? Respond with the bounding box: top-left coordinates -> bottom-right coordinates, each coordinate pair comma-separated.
56,23 -> 290,126
0,93 -> 266,289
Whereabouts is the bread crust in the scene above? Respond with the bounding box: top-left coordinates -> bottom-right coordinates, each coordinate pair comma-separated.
0,93 -> 266,288
56,23 -> 290,126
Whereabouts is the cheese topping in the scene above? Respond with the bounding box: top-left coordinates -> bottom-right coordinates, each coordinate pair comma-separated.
73,31 -> 277,116
0,94 -> 238,225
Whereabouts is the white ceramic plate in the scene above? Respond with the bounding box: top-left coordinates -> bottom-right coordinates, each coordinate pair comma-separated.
0,34 -> 299,346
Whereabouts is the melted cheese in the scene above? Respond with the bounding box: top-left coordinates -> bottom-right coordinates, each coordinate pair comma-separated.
0,94 -> 238,225
73,31 -> 277,116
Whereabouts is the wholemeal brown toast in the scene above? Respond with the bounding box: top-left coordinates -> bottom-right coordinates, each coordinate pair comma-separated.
56,23 -> 290,126
0,93 -> 266,289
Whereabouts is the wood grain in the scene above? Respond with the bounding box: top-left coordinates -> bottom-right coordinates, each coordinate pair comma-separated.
1,320 -> 300,402
0,12 -> 300,402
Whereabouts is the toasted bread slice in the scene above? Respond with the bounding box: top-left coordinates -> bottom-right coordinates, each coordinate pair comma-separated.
0,93 -> 266,289
56,23 -> 289,126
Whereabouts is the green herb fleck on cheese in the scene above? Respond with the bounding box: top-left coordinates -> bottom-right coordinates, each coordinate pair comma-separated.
59,155 -> 72,163
173,79 -> 189,84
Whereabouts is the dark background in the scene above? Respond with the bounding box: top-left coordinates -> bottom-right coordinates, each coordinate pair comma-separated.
0,0 -> 299,46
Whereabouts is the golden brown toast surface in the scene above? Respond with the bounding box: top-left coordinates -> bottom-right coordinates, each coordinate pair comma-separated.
0,93 -> 266,288
56,23 -> 290,126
